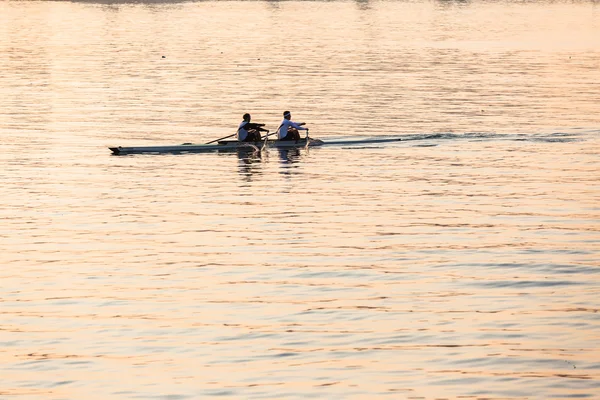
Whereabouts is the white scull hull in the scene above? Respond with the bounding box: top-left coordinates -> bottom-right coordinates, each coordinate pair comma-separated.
108,137 -> 403,155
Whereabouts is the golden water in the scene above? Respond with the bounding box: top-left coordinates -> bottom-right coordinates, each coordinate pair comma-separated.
1,1 -> 599,399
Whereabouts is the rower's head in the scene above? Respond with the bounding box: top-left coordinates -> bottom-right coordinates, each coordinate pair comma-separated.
243,113 -> 251,122
283,111 -> 291,120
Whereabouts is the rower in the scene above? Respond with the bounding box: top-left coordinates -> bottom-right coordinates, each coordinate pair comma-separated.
277,111 -> 308,141
237,113 -> 268,142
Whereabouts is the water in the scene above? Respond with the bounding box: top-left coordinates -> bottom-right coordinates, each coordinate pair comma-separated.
1,1 -> 599,399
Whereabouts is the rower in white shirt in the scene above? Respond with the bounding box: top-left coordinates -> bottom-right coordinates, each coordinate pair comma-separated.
277,111 -> 308,141
237,113 -> 268,142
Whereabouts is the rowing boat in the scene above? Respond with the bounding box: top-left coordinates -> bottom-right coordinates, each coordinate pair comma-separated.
108,137 -> 402,155
109,138 -> 323,155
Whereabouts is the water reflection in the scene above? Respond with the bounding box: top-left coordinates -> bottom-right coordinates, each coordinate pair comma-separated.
234,146 -> 307,180
3,1 -> 600,399
236,148 -> 264,181
435,0 -> 471,6
74,0 -> 193,4
354,0 -> 371,11
277,148 -> 303,164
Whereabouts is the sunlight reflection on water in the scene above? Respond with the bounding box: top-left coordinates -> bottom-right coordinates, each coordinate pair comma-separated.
1,0 -> 599,399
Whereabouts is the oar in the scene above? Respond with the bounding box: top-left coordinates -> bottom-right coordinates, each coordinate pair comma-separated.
261,123 -> 284,142
260,130 -> 274,152
260,131 -> 278,141
305,128 -> 310,149
205,133 -> 237,144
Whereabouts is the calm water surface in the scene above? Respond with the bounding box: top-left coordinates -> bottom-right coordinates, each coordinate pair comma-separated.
1,0 -> 599,399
